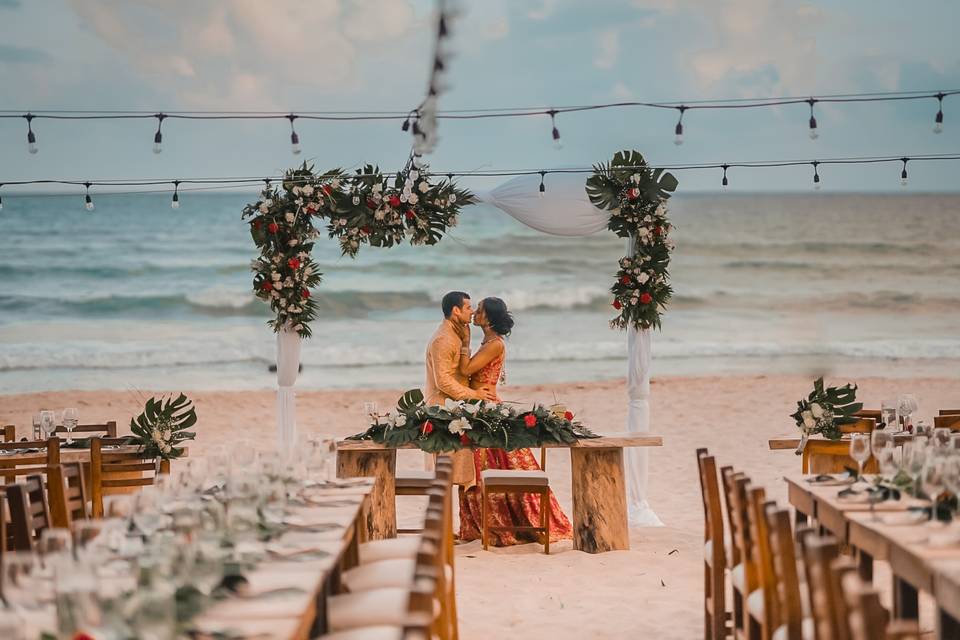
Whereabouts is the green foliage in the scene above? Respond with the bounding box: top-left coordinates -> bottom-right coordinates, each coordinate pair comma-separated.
129,393 -> 197,460
790,377 -> 862,440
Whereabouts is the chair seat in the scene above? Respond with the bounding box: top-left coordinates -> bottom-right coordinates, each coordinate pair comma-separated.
342,558 -> 416,592
772,618 -> 815,640
747,588 -> 764,620
481,469 -> 549,486
319,626 -> 404,640
732,563 -> 744,592
359,536 -> 422,564
328,587 -> 410,631
395,470 -> 434,489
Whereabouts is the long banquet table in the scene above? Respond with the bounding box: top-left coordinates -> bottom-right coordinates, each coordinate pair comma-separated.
336,432 -> 663,553
785,473 -> 960,639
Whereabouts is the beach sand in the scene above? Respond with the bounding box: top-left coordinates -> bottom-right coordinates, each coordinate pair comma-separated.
2,375 -> 957,639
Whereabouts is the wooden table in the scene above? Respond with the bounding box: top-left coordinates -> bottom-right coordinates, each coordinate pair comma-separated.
336,432 -> 663,553
770,433 -> 913,474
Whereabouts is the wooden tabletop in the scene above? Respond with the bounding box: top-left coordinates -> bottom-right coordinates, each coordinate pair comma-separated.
337,431 -> 663,451
769,432 -> 914,450
0,444 -> 191,464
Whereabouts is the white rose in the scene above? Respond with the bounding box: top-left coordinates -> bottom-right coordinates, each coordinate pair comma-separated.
444,398 -> 462,412
294,324 -> 303,331
638,227 -> 650,237
292,186 -> 302,196
810,403 -> 824,419
409,170 -> 419,180
500,406 -> 511,417
372,183 -> 382,193
339,218 -> 347,226
285,212 -> 295,223
462,402 -> 479,415
301,185 -> 314,196
399,194 -> 408,203
448,418 -> 472,435
802,415 -> 816,430
404,179 -> 413,189
638,272 -> 650,284
374,209 -> 385,221
264,199 -> 273,207
259,204 -> 269,214
408,194 -> 419,205
287,305 -> 296,312
274,281 -> 284,290
631,173 -> 641,183
271,272 -> 280,281
418,182 -> 429,193
304,267 -> 312,276
394,414 -> 407,427
271,291 -> 279,299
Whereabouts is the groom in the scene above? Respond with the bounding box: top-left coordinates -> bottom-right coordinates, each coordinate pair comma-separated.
424,291 -> 496,406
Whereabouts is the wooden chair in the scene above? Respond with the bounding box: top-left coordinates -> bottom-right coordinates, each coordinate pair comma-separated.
47,463 -> 88,528
697,449 -> 730,639
839,572 -> 920,640
2,425 -> 14,442
745,486 -> 777,640
0,437 -> 60,484
480,446 -> 551,554
721,467 -> 747,635
725,471 -> 759,640
801,419 -> 878,474
54,420 -> 118,439
933,414 -> 960,430
89,437 -> 169,518
802,535 -> 850,640
763,506 -> 809,640
395,452 -> 440,535
4,475 -> 51,551
940,409 -> 960,415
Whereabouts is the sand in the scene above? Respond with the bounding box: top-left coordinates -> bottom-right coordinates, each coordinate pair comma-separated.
2,375 -> 958,639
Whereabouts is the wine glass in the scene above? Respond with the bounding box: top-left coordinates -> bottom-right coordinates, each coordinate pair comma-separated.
906,441 -> 928,497
849,433 -> 871,481
921,456 -> 946,519
39,410 -> 56,440
363,401 -> 379,423
190,540 -> 227,597
871,430 -> 894,476
62,407 -> 79,445
875,446 -> 897,478
933,427 -> 952,448
898,394 -> 919,431
880,401 -> 897,431
871,429 -> 893,453
951,433 -> 960,450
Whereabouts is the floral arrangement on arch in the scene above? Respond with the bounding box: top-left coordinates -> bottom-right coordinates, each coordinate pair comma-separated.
243,161 -> 473,338
586,150 -> 679,330
347,389 -> 599,453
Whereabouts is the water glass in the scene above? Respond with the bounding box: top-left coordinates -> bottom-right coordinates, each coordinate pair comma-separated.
880,401 -> 897,431
849,433 -> 870,479
62,407 -> 79,444
875,446 -> 897,477
39,409 -> 56,439
363,401 -> 379,421
897,394 -> 919,430
951,433 -> 960,450
871,429 -> 893,452
921,457 -> 946,507
55,557 -> 102,639
933,427 -> 952,448
31,413 -> 42,440
915,420 -> 932,438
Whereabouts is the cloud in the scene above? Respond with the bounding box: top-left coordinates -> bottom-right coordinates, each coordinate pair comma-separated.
66,0 -> 418,108
527,0 -> 560,20
594,28 -> 620,69
482,17 -> 510,40
612,82 -> 634,100
0,44 -> 51,63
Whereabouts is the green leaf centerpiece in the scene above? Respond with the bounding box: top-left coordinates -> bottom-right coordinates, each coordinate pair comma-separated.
130,393 -> 197,460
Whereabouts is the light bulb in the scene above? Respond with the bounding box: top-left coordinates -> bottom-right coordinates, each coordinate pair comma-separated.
290,131 -> 301,155
171,193 -> 180,209
934,113 -> 944,134
808,121 -> 819,140
721,179 -> 728,192
85,199 -> 94,211
674,122 -> 684,146
900,176 -> 909,187
553,137 -> 564,150
27,131 -> 38,154
153,131 -> 163,154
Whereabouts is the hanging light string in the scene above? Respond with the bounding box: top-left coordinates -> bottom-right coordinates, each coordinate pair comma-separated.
2,153 -> 959,202
3,89 -> 956,152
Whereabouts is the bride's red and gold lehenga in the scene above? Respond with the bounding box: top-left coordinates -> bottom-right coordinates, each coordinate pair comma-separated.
457,338 -> 573,545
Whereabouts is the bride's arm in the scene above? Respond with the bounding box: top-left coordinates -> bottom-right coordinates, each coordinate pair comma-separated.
459,339 -> 504,377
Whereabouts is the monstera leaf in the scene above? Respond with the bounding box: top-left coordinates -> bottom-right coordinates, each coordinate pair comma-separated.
642,167 -> 679,202
398,388 -> 425,412
586,150 -> 678,211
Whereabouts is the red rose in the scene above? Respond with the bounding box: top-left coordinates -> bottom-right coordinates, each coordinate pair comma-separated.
628,187 -> 640,200
268,222 -> 279,234
640,292 -> 653,304
302,289 -> 310,298
524,414 -> 537,428
73,634 -> 96,640
405,210 -> 415,220
322,184 -> 333,195
306,202 -> 317,213
421,420 -> 434,435
361,225 -> 371,235
460,433 -> 471,445
653,226 -> 663,236
366,199 -> 377,209
287,258 -> 300,270
620,276 -> 631,285
612,299 -> 622,310
388,195 -> 401,208
564,411 -> 574,421
261,282 -> 272,292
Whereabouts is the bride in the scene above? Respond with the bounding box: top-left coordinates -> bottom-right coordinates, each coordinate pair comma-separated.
455,296 -> 573,546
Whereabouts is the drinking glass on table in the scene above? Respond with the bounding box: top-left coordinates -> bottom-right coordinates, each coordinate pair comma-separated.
849,433 -> 871,480
921,457 -> 947,517
880,401 -> 897,431
363,401 -> 379,422
951,434 -> 960,451
871,430 -> 895,476
40,528 -> 74,559
62,407 -> 79,444
905,441 -> 928,497
898,394 -> 919,431
933,427 -> 952,448
39,409 -> 56,439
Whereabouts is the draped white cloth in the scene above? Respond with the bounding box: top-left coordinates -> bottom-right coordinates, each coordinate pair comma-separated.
475,173 -> 662,526
276,327 -> 301,452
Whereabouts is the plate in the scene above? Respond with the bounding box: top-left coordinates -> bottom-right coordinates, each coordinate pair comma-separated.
879,511 -> 927,526
806,474 -> 855,487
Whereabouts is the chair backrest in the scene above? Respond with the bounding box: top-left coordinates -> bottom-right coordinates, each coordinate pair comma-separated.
4,475 -> 51,551
90,437 -> 168,518
730,475 -> 758,594
423,455 -> 456,640
802,535 -> 845,640
765,505 -> 804,639
934,414 -> 960,430
0,437 -> 61,482
697,449 -> 726,568
940,409 -> 960,416
746,487 -> 778,631
47,463 -> 88,528
54,421 -> 118,439
2,425 -> 14,442
840,418 -> 875,434
720,466 -> 743,566
853,410 -> 882,422
828,558 -> 857,640
840,572 -> 908,640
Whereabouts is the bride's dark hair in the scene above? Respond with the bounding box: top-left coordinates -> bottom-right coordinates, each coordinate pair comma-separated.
482,297 -> 514,337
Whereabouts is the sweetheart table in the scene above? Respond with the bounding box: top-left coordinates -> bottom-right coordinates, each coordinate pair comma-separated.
336,432 -> 663,553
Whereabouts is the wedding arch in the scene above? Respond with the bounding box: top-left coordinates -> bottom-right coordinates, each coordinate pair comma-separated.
243,150 -> 677,526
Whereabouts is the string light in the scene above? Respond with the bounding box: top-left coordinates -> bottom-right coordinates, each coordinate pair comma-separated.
674,106 -> 686,146
25,113 -> 37,154
83,182 -> 94,210
548,110 -> 562,149
807,99 -> 819,140
401,110 -> 415,132
900,158 -> 909,187
538,171 -> 546,196
812,161 -> 821,190
287,114 -> 301,155
0,183 -> 3,211
934,93 -> 945,134
153,113 -> 166,154
171,180 -> 180,208
721,164 -> 729,191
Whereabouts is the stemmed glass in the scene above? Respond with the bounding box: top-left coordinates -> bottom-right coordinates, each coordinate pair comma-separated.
880,401 -> 897,431
933,427 -> 952,448
905,441 -> 928,498
898,394 -> 919,431
871,430 -> 895,477
849,433 -> 871,482
39,410 -> 56,440
62,407 -> 79,444
920,456 -> 947,521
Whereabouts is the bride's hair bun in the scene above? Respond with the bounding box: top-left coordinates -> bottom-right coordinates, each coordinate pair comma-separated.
482,297 -> 514,337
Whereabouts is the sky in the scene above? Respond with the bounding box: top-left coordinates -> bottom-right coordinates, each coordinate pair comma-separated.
1,0 -> 959,195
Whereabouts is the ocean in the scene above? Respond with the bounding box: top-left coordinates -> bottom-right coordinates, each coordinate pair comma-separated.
1,192 -> 958,393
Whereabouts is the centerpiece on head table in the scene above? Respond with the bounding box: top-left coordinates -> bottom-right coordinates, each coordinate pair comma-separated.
791,377 -> 861,455
348,389 -> 599,453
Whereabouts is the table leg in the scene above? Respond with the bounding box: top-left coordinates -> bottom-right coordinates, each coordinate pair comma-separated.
857,550 -> 873,583
570,447 -> 629,553
893,576 -> 919,620
337,449 -> 397,540
938,609 -> 960,640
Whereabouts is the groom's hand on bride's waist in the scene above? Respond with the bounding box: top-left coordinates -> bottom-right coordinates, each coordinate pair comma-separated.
476,385 -> 497,401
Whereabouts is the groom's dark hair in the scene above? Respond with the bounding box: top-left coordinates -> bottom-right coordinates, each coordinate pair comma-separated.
441,291 -> 470,317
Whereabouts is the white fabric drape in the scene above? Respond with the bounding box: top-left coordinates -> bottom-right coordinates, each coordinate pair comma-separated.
276,327 -> 301,452
477,174 -> 661,527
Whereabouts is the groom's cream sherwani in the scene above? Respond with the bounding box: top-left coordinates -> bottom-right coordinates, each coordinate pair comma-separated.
424,318 -> 483,484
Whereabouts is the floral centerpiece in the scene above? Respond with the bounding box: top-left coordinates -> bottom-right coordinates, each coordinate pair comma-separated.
348,389 -> 599,453
791,377 -> 861,454
130,393 -> 197,460
586,150 -> 678,330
